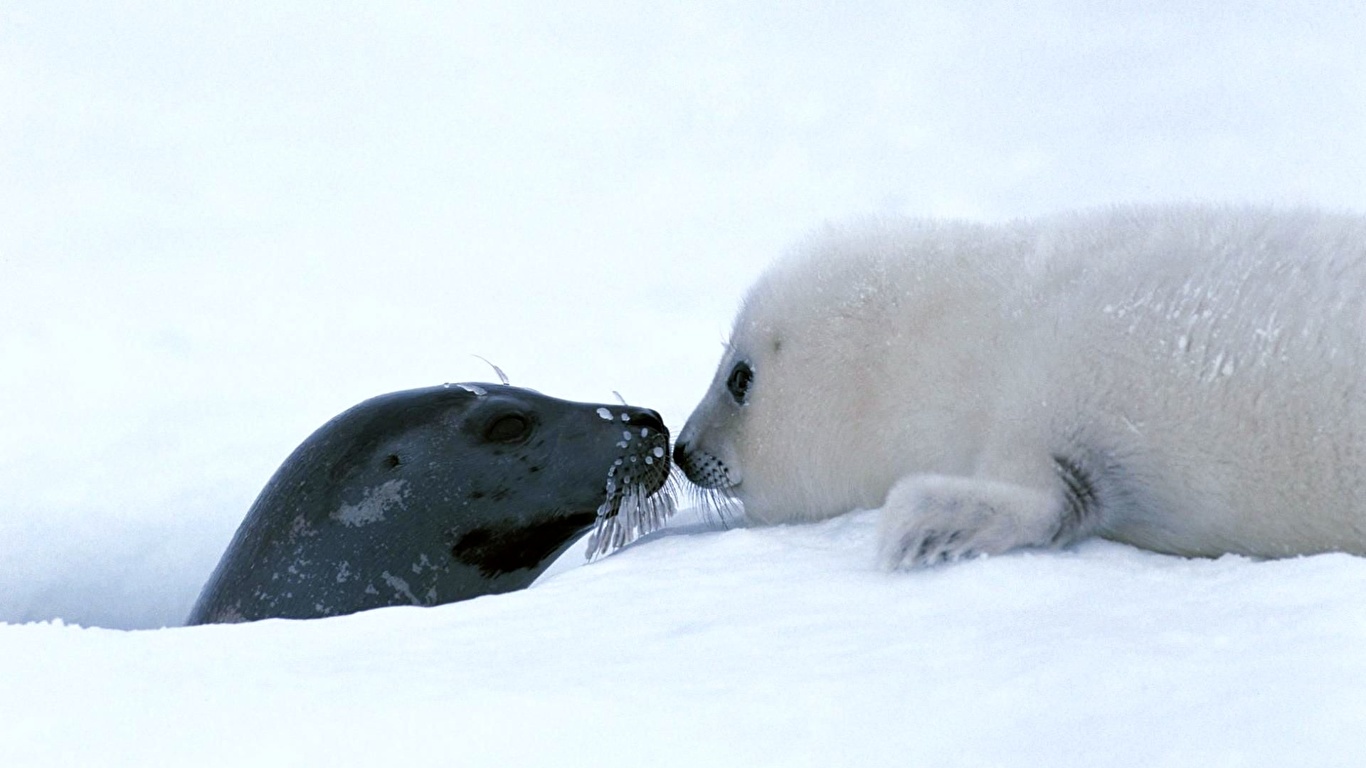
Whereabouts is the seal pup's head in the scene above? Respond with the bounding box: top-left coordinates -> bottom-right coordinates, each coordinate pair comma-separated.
674,221 -> 1012,525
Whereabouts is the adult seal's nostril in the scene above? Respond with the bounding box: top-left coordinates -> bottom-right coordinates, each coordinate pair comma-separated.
187,383 -> 675,625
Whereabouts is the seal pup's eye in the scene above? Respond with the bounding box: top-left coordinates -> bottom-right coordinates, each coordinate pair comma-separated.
726,361 -> 753,405
485,414 -> 531,443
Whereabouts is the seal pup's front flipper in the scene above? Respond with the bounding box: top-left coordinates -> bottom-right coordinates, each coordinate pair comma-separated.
876,475 -> 1057,568
877,459 -> 1103,569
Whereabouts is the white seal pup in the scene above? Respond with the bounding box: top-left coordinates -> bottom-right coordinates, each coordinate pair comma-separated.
674,206 -> 1366,568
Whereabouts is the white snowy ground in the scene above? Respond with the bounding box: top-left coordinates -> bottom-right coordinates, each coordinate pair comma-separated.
7,514 -> 1366,766
3,2 -> 1365,765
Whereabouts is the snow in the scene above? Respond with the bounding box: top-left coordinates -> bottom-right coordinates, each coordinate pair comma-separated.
2,2 -> 1365,765
6,514 -> 1366,765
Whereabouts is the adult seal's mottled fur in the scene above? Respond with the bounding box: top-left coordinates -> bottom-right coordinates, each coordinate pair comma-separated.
188,383 -> 672,624
675,206 -> 1366,569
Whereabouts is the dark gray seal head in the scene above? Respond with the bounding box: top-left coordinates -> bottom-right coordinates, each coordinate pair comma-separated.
187,383 -> 672,624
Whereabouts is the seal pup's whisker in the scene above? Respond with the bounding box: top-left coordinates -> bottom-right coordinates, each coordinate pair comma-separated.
698,486 -> 741,530
706,487 -> 742,530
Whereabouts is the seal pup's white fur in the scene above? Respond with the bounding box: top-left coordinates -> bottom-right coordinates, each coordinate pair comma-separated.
674,206 -> 1366,568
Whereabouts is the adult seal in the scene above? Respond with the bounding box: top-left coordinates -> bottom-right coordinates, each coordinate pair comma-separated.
675,205 -> 1366,568
189,383 -> 672,624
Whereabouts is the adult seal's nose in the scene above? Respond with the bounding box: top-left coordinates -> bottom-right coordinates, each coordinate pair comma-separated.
627,408 -> 666,433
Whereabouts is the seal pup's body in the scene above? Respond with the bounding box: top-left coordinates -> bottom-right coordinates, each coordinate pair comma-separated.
675,206 -> 1366,567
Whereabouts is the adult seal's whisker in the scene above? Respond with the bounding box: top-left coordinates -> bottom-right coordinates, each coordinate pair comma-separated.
472,355 -> 510,386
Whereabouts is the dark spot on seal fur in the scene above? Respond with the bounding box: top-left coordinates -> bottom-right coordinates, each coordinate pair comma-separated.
383,454 -> 401,470
325,390 -> 478,483
449,510 -> 600,577
1052,454 -> 1099,542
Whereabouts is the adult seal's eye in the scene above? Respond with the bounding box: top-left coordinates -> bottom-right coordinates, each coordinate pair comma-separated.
726,361 -> 753,405
485,414 -> 531,443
